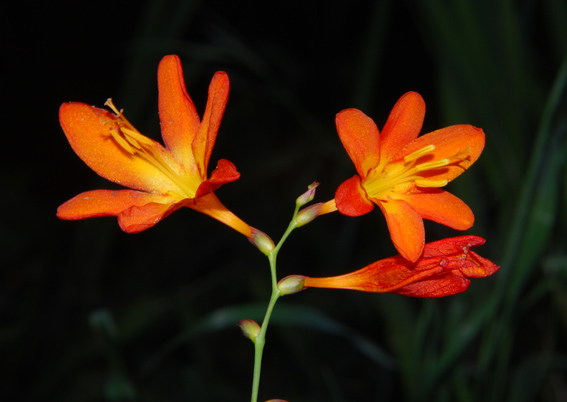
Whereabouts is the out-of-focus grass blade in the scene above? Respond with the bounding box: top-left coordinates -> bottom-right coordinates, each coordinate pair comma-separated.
89,309 -> 137,401
411,0 -> 567,394
507,354 -> 553,402
371,295 -> 420,397
507,128 -> 566,306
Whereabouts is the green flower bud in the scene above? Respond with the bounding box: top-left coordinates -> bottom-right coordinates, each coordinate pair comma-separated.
237,319 -> 261,342
277,275 -> 306,295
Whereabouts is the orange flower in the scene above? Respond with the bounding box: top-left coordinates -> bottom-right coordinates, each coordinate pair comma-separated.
303,236 -> 498,297
333,92 -> 485,262
57,55 -> 252,236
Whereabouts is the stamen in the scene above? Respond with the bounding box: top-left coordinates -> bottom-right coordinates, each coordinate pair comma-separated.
452,147 -> 471,159
362,142 -> 475,200
104,98 -> 121,116
123,134 -> 143,150
414,179 -> 448,188
404,145 -> 436,162
108,129 -> 135,154
415,159 -> 451,172
99,99 -> 199,198
120,127 -> 155,146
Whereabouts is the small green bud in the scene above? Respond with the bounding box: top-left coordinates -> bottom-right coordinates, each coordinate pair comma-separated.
237,319 -> 261,342
277,275 -> 306,295
296,182 -> 319,206
294,203 -> 323,227
250,228 -> 275,255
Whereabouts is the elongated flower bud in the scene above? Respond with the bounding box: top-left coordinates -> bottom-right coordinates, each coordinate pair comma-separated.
250,228 -> 275,255
296,182 -> 319,206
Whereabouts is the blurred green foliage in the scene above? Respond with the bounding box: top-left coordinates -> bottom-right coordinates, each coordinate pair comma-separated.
3,0 -> 566,401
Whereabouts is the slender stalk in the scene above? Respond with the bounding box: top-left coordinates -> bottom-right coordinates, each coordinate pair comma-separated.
250,284 -> 280,402
250,204 -> 302,402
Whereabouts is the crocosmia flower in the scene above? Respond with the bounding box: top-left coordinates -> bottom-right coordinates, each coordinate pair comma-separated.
57,55 -> 252,236
335,92 -> 485,262
303,236 -> 498,297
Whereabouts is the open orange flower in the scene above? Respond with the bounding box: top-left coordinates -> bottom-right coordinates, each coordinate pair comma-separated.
303,236 -> 498,297
57,55 -> 252,236
334,92 -> 485,261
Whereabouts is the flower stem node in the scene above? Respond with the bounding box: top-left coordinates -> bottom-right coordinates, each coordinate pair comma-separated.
277,275 -> 306,296
296,182 -> 319,207
250,228 -> 275,256
237,319 -> 261,342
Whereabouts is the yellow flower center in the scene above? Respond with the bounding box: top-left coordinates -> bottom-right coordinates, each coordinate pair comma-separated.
103,99 -> 200,199
363,145 -> 470,200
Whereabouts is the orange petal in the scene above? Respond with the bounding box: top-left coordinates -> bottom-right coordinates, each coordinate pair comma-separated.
336,109 -> 381,177
401,189 -> 474,230
398,125 -> 485,182
303,256 -> 427,292
194,159 -> 240,198
158,55 -> 200,170
459,250 -> 500,278
188,193 -> 253,238
193,71 -> 230,178
59,103 -> 180,194
118,201 -> 185,233
335,175 -> 374,216
378,92 -> 425,168
378,199 -> 424,262
57,189 -> 181,233
394,273 -> 470,297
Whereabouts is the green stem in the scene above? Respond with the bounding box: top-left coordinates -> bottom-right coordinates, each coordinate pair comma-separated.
250,204 -> 302,402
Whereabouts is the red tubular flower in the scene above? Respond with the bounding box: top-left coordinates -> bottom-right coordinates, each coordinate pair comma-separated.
334,92 -> 485,262
57,55 -> 252,236
303,236 -> 499,297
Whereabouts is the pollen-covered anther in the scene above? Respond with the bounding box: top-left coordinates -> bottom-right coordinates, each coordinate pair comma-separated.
104,98 -> 123,117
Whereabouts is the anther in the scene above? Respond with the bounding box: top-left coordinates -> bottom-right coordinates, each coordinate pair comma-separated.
104,98 -> 121,116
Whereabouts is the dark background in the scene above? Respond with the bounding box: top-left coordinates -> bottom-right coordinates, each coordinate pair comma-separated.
3,0 -> 566,401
